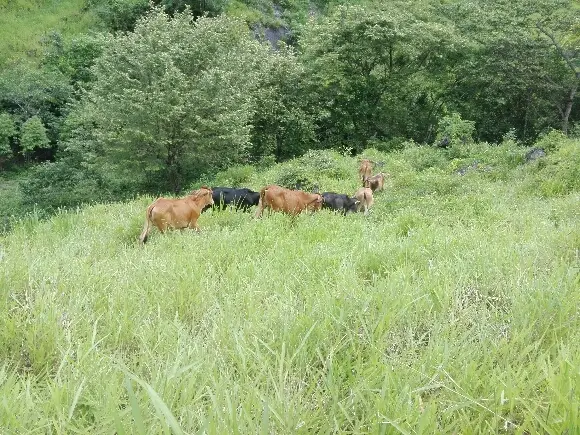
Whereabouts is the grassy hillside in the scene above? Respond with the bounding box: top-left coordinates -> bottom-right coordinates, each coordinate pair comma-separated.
1,142 -> 579,433
0,0 -> 97,66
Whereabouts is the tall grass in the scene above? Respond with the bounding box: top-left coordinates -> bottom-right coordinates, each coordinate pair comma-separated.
0,0 -> 97,65
0,142 -> 579,433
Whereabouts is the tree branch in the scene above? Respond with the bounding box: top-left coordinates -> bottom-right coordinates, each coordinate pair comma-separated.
536,22 -> 579,78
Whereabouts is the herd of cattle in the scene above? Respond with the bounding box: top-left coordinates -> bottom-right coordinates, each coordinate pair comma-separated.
139,159 -> 388,244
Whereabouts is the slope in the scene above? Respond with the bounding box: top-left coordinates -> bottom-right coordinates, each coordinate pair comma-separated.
0,144 -> 579,432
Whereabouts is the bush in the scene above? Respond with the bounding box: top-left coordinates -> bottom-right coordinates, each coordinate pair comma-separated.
213,164 -> 255,187
532,140 -> 580,197
0,112 -> 16,161
19,159 -> 117,211
20,116 -> 50,157
399,143 -> 448,171
259,149 -> 353,191
89,0 -> 149,32
533,129 -> 568,153
296,150 -> 352,179
435,112 -> 476,148
367,136 -> 406,153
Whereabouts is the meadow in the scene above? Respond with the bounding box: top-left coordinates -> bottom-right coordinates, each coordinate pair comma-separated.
0,140 -> 579,433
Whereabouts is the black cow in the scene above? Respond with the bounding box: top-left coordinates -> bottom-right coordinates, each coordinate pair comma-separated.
203,187 -> 260,212
321,192 -> 359,215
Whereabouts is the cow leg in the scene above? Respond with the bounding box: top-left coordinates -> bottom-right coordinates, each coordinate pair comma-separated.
188,220 -> 200,232
255,201 -> 264,218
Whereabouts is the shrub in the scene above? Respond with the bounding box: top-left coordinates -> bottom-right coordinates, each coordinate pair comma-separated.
533,129 -> 568,153
0,112 -> 16,161
533,140 -> 580,197
436,112 -> 476,148
296,149 -> 352,179
20,116 -> 50,159
213,165 -> 255,187
367,136 -> 406,153
399,143 -> 448,171
258,149 -> 352,191
274,162 -> 318,191
89,0 -> 149,32
19,159 -> 118,211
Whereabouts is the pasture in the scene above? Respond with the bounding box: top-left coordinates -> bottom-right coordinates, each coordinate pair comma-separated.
0,143 -> 579,433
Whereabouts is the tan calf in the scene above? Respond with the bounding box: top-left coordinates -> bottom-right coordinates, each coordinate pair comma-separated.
358,159 -> 373,183
354,187 -> 374,215
364,172 -> 389,192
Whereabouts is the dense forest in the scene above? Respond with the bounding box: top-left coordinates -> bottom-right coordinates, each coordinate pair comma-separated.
0,0 -> 579,221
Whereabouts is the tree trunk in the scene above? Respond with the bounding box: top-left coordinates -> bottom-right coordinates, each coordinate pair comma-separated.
562,79 -> 578,135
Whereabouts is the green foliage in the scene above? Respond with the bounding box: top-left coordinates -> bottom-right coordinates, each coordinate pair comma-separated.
399,143 -> 449,171
20,116 -> 50,155
225,0 -> 265,24
0,175 -> 25,233
213,164 -> 256,187
0,64 -> 72,155
527,138 -> 580,197
438,0 -> 574,142
250,149 -> 354,192
41,32 -> 106,87
502,128 -> 518,143
0,113 -> 16,158
570,123 -> 580,139
249,48 -> 317,161
88,0 -> 149,32
298,2 -> 463,151
81,7 -> 272,192
435,112 -> 475,147
18,157 -> 117,211
533,128 -> 569,153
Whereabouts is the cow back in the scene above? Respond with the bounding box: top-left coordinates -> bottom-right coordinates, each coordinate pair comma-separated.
262,185 -> 322,215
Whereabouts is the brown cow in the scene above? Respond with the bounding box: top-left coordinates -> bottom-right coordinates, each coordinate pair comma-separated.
139,186 -> 214,244
358,159 -> 373,183
255,185 -> 323,218
364,172 -> 389,192
354,187 -> 374,215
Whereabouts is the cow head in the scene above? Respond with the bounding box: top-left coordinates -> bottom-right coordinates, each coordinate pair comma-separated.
345,197 -> 360,214
195,186 -> 214,206
308,194 -> 323,211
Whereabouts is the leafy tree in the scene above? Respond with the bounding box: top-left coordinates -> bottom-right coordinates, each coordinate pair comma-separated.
0,64 -> 72,157
79,7 -> 272,192
41,32 -> 107,89
0,112 -> 16,160
249,47 -> 317,161
20,116 -> 50,159
88,0 -> 150,32
297,3 -> 462,152
534,1 -> 580,134
88,0 -> 229,32
435,112 -> 475,147
438,0 -> 577,142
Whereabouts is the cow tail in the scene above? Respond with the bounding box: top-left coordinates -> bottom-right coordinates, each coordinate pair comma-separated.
139,202 -> 155,245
